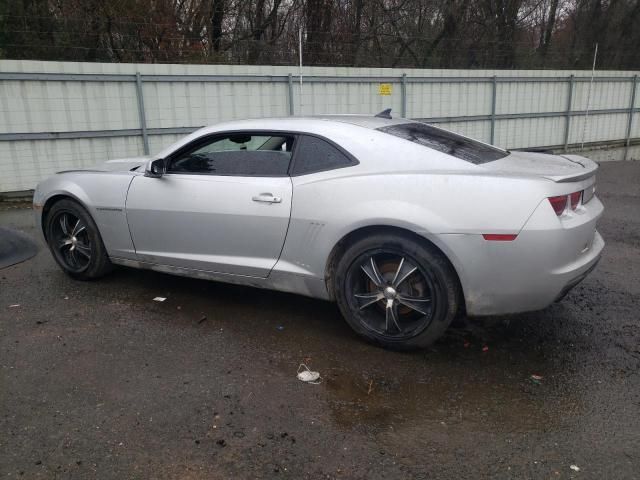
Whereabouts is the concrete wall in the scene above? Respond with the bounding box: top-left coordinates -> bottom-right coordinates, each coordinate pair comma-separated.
1,60 -> 638,192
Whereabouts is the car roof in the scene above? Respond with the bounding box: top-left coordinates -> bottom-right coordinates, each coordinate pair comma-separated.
156,114 -> 413,160
304,115 -> 412,129
197,115 -> 412,133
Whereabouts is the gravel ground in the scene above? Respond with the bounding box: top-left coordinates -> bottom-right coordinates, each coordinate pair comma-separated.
1,161 -> 639,479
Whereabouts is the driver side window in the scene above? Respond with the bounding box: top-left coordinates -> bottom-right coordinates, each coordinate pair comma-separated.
167,132 -> 295,177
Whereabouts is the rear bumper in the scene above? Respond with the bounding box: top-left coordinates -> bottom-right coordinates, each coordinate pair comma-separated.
438,197 -> 604,316
553,253 -> 601,302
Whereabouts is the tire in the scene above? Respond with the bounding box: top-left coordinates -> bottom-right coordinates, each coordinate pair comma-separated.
45,199 -> 113,280
334,233 -> 460,350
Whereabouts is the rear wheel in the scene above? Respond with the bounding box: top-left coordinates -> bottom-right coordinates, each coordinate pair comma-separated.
334,233 -> 460,350
45,199 -> 113,280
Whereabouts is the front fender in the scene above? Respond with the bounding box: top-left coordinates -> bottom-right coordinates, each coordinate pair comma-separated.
34,172 -> 137,259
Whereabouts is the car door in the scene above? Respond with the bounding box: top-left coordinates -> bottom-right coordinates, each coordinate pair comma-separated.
125,131 -> 295,278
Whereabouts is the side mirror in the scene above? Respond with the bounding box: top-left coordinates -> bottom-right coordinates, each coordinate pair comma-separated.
145,158 -> 166,178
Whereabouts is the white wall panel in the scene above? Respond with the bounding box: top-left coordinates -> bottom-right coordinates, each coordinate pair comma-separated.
631,112 -> 640,138
0,79 -> 139,133
572,80 -> 632,111
0,60 -> 638,192
497,81 -> 568,114
568,113 -> 629,145
495,116 -> 566,149
409,82 -> 491,118
0,136 -> 143,192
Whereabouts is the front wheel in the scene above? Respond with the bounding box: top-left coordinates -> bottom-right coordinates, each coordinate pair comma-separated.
334,233 -> 461,350
45,199 -> 113,280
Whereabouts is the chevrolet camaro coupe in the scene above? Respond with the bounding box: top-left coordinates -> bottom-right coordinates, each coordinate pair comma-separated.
34,112 -> 604,349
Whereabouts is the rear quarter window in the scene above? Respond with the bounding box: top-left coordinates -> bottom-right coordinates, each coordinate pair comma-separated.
378,122 -> 508,164
291,135 -> 358,175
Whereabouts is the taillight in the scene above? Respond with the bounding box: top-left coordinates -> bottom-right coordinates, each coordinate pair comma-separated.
570,191 -> 581,210
548,190 -> 583,216
548,195 -> 567,215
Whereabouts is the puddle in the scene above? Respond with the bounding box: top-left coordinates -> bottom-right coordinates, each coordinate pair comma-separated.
0,226 -> 39,269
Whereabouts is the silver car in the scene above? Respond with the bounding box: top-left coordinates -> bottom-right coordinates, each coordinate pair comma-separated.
33,113 -> 604,349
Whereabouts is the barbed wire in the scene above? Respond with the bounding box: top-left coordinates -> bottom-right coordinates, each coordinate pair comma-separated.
2,14 -> 639,69
3,21 -> 640,50
2,35 -> 635,57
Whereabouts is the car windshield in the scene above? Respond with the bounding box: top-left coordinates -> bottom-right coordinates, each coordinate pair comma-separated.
377,122 -> 508,164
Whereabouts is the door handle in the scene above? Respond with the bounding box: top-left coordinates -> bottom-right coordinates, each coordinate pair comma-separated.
252,193 -> 282,204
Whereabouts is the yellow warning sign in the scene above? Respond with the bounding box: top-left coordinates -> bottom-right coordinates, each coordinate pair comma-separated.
378,83 -> 393,96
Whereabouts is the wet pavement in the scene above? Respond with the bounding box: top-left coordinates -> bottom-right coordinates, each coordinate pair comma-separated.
1,161 -> 639,479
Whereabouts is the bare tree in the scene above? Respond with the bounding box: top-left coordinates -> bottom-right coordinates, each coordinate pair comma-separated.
1,0 -> 639,69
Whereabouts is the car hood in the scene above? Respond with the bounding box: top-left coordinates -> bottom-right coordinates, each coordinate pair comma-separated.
481,150 -> 598,183
57,156 -> 150,174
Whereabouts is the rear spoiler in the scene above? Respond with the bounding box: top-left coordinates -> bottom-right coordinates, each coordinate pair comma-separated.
550,155 -> 599,183
513,147 -> 554,154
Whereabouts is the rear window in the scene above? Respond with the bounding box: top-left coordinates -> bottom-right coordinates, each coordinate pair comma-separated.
378,122 -> 508,164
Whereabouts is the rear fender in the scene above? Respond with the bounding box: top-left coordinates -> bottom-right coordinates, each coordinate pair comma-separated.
277,172 -> 550,281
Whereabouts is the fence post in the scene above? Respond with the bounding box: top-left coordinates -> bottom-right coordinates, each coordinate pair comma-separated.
490,75 -> 497,145
624,75 -> 637,161
288,73 -> 294,116
564,74 -> 574,152
401,73 -> 407,118
135,72 -> 150,155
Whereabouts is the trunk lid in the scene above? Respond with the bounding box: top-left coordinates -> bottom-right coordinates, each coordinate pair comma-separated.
481,151 -> 598,183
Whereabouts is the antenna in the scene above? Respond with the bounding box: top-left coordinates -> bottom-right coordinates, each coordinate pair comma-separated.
581,43 -> 598,151
298,27 -> 303,115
